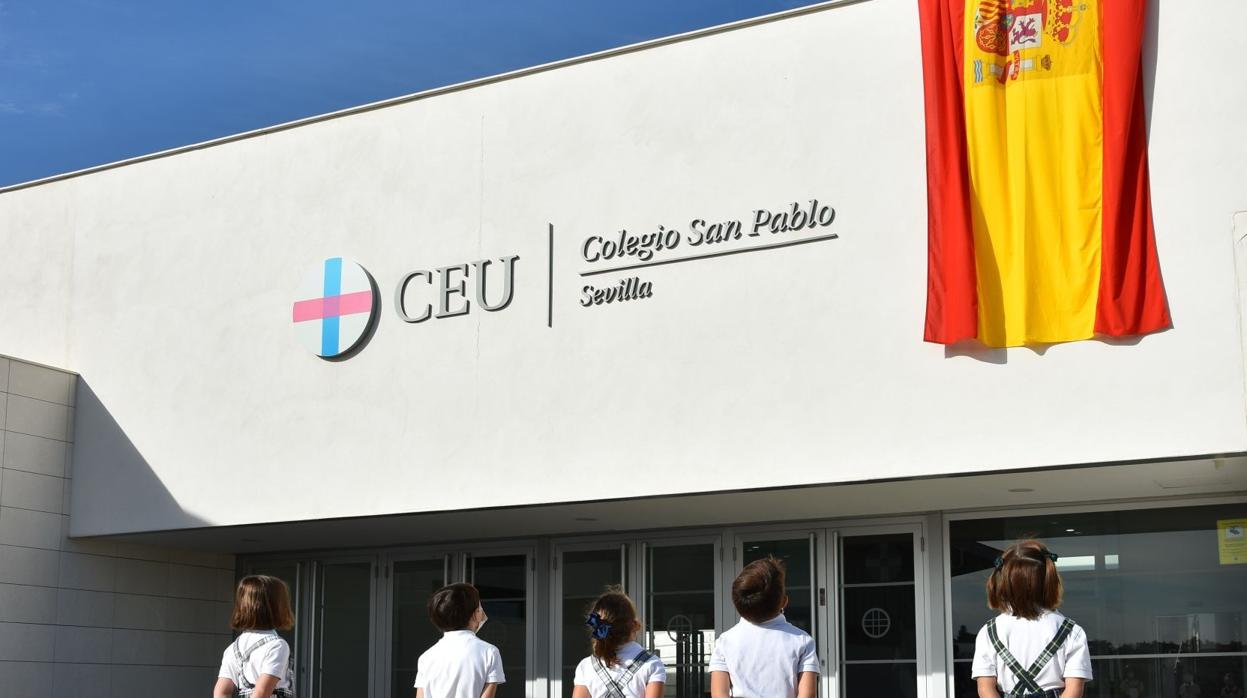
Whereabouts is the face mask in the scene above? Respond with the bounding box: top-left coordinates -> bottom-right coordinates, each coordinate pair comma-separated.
475,607 -> 489,634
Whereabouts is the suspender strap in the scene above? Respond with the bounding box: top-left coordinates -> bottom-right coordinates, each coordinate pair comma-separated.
231,635 -> 281,692
591,649 -> 656,698
1028,618 -> 1075,678
986,619 -> 1044,694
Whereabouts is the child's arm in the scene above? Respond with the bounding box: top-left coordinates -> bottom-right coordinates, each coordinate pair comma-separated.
480,683 -> 499,698
976,677 -> 1003,698
710,671 -> 732,698
213,678 -> 235,698
571,687 -> 591,698
1061,678 -> 1086,698
644,682 -> 665,698
415,689 -> 424,698
796,671 -> 818,698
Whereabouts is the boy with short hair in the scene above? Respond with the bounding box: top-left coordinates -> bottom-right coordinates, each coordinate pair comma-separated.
710,557 -> 820,698
415,583 -> 506,698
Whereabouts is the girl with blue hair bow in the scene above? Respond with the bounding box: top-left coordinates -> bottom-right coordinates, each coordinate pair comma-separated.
572,589 -> 666,698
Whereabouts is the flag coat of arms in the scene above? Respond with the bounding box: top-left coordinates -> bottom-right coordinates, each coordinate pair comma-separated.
918,0 -> 1170,347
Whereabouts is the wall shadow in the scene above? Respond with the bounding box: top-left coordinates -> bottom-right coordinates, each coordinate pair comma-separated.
68,379 -> 209,539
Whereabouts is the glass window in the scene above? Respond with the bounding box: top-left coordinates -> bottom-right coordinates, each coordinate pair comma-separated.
560,548 -> 624,697
647,543 -> 716,698
391,559 -> 445,698
949,504 -> 1247,698
314,561 -> 373,697
473,554 -> 528,698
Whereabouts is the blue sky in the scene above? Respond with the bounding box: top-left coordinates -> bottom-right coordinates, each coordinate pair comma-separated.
0,0 -> 818,187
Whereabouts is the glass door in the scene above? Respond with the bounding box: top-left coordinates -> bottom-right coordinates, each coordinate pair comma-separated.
383,554 -> 448,698
644,538 -> 721,698
735,532 -> 820,637
836,529 -> 923,698
467,550 -> 534,698
312,558 -> 376,698
554,543 -> 627,698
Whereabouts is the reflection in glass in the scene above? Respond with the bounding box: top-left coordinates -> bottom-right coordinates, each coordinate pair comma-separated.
391,559 -> 444,698
648,544 -> 715,698
473,555 -> 528,698
843,534 -> 915,585
561,549 -> 623,697
949,504 -> 1247,698
314,562 -> 372,697
742,539 -> 814,634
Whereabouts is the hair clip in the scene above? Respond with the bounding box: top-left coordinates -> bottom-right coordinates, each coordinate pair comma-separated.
1042,550 -> 1060,563
992,556 -> 1004,570
586,611 -> 612,640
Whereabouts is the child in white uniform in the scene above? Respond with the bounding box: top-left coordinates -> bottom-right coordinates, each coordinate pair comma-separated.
572,590 -> 666,698
972,540 -> 1093,698
415,583 -> 506,698
215,575 -> 296,698
710,557 -> 819,698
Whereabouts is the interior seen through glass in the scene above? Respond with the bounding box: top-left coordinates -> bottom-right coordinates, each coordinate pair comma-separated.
647,544 -> 716,698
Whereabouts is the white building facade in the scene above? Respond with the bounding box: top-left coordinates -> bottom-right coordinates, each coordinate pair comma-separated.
1,1 -> 1245,696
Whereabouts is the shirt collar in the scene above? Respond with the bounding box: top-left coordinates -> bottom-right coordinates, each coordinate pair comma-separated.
443,629 -> 477,638
746,612 -> 787,627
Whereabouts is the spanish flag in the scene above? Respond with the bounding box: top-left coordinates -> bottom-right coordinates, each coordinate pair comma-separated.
918,0 -> 1170,347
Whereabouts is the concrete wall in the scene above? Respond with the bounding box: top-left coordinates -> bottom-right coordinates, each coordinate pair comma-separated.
0,0 -> 1244,537
0,356 -> 235,696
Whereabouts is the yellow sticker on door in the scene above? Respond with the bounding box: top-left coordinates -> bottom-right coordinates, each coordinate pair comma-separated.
1219,519 -> 1247,565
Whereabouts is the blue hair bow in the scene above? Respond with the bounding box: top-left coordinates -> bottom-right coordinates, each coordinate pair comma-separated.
586,612 -> 612,640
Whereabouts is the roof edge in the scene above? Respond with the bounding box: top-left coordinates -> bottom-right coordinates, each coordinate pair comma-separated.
0,0 -> 868,195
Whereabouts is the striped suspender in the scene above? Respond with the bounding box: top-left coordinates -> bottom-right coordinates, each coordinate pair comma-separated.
590,650 -> 655,698
986,617 -> 1076,695
231,635 -> 281,692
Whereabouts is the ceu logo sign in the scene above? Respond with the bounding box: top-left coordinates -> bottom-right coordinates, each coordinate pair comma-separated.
292,257 -> 379,360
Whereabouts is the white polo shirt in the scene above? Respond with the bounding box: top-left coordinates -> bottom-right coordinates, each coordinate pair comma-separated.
971,610 -> 1093,693
573,641 -> 666,698
218,630 -> 294,693
709,614 -> 820,698
414,630 -> 506,698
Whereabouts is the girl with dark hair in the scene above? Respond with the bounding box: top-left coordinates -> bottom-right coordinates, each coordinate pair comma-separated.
971,539 -> 1093,698
572,589 -> 666,698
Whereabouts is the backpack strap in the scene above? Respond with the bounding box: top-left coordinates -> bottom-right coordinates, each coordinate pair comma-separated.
986,618 -> 1044,694
231,634 -> 282,692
